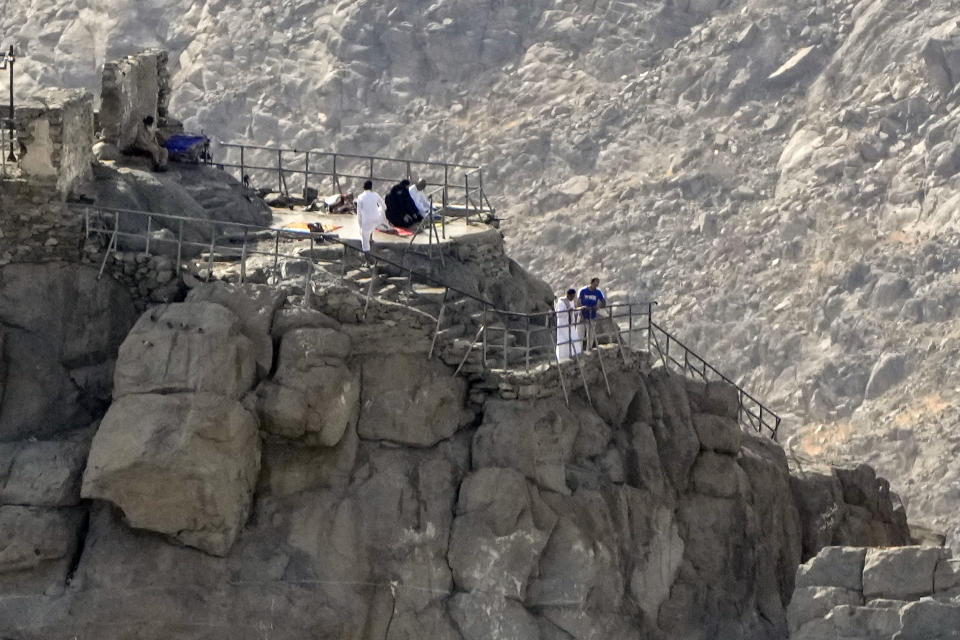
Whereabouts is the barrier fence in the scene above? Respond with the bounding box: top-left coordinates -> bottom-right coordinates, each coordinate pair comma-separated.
74,203 -> 780,441
209,143 -> 495,224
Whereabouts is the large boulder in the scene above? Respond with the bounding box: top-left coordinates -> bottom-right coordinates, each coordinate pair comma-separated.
0,263 -> 137,440
81,392 -> 261,556
795,546 -> 866,592
187,282 -> 286,377
113,302 -> 257,400
472,398 -> 580,494
646,370 -> 699,492
862,546 -> 950,600
448,468 -> 555,598
897,599 -> 960,640
90,163 -> 271,252
357,353 -> 468,447
255,326 -> 358,446
787,586 -> 862,635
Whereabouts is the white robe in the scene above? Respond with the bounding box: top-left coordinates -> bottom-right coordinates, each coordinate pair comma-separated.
356,189 -> 388,252
409,185 -> 432,216
555,297 -> 582,361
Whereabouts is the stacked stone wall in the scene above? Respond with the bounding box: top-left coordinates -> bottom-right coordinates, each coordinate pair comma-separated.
13,88 -> 94,198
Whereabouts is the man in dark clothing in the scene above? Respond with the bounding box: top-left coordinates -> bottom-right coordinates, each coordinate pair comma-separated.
384,179 -> 423,228
578,277 -> 606,350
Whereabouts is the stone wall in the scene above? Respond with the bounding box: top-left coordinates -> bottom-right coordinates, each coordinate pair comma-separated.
100,50 -> 169,151
788,545 -> 960,639
13,88 -> 94,198
0,182 -> 85,265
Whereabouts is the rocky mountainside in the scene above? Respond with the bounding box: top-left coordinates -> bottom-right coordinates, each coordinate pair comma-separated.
4,0 -> 960,551
1,251 -> 912,638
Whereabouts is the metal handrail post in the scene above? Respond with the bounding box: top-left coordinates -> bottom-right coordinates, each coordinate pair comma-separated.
481,306 -> 488,367
525,315 -> 531,373
369,157 -> 374,180
502,317 -> 508,370
332,153 -> 339,193
240,228 -> 247,283
272,233 -> 280,284
176,219 -> 183,275
428,288 -> 448,360
240,146 -> 245,184
304,151 -> 310,200
206,224 -> 217,281
97,212 -> 120,280
277,149 -> 283,195
303,257 -> 313,308
144,215 -> 152,255
464,173 -> 471,224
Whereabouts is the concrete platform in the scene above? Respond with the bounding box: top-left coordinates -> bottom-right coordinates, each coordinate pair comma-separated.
267,207 -> 499,249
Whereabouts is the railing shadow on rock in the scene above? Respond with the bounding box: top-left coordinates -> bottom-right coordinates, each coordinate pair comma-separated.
208,142 -> 495,225
73,203 -> 781,441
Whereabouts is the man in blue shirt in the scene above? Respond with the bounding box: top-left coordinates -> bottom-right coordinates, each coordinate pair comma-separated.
578,277 -> 605,350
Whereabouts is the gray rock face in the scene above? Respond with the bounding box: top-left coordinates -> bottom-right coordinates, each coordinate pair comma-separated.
787,586 -> 862,634
897,599 -> 960,640
113,301 -> 257,399
0,438 -> 89,507
448,468 -> 554,598
0,505 -> 86,595
472,398 -> 579,494
789,544 -> 960,638
255,326 -> 359,447
863,546 -> 949,600
186,282 -> 286,377
81,392 -> 260,556
0,263 -> 137,440
864,353 -> 907,400
357,353 -> 468,447
90,163 -> 270,254
796,546 -> 867,592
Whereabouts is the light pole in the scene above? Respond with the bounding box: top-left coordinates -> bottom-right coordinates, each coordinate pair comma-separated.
0,46 -> 14,162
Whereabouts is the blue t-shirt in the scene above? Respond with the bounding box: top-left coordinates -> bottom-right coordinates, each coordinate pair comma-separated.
578,286 -> 605,319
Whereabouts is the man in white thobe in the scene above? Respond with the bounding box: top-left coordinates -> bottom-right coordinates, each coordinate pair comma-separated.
356,180 -> 389,254
555,289 -> 582,361
409,179 -> 433,219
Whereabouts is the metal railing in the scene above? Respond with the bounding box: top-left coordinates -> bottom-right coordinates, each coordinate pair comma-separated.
1,45 -> 18,173
208,143 -> 495,224
647,319 -> 780,440
73,203 -> 780,440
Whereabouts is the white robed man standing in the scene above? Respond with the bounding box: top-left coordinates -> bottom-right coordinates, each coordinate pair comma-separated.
555,288 -> 582,361
355,180 -> 390,256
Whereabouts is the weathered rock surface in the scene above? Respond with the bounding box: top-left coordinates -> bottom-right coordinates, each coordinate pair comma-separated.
255,326 -> 358,446
81,392 -> 260,556
0,436 -> 89,507
0,263 -> 137,440
113,301 -> 256,399
186,281 -> 286,377
357,353 -> 468,447
789,544 -> 960,638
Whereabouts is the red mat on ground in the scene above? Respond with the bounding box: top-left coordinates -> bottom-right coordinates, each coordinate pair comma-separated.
376,227 -> 415,237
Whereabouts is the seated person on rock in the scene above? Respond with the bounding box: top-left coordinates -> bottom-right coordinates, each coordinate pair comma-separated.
384,179 -> 424,228
131,115 -> 169,171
